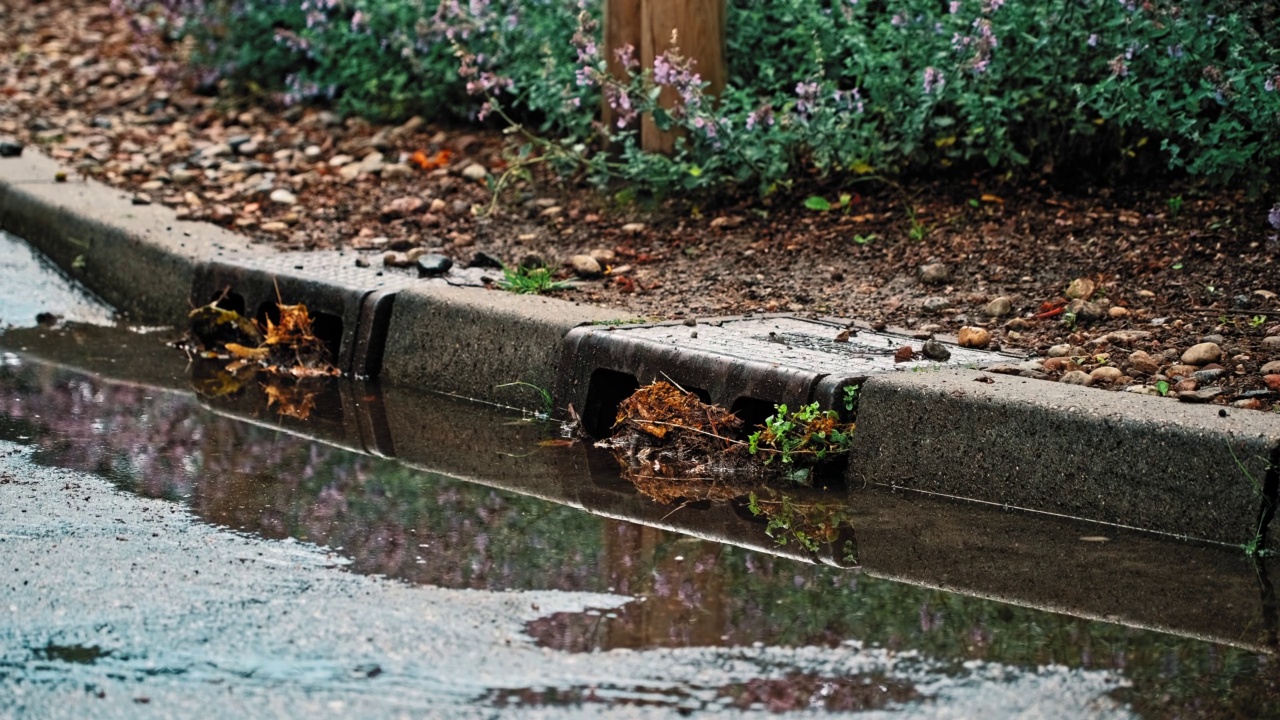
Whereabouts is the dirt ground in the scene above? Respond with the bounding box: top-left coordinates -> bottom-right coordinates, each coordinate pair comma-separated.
2,0 -> 1278,411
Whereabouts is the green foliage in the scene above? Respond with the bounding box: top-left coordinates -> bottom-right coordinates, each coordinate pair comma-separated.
496,265 -> 572,295
1156,379 -> 1171,396
746,490 -> 857,563
842,384 -> 860,413
747,402 -> 853,477
131,0 -> 1280,199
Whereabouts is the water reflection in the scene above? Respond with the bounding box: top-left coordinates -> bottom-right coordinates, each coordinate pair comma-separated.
1,335 -> 1278,716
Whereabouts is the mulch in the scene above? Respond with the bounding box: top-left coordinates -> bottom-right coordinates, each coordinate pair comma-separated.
2,0 -> 1278,412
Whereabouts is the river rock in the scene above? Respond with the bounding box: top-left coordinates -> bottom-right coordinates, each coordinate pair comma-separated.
380,196 -> 425,220
1066,298 -> 1104,323
1047,344 -> 1072,358
1042,357 -> 1078,374
1180,342 -> 1222,366
269,188 -> 296,205
1065,277 -> 1096,300
1262,336 -> 1280,351
919,263 -> 951,285
1126,350 -> 1160,375
983,296 -> 1013,317
0,140 -> 24,157
1266,375 -> 1280,392
1191,368 -> 1226,384
416,253 -> 453,277
460,163 -> 488,182
921,297 -> 950,314
1260,360 -> 1280,375
957,326 -> 990,349
1108,307 -> 1130,319
1090,366 -> 1123,384
570,254 -> 602,278
1060,371 -> 1093,386
1126,385 -> 1162,396
1178,387 -> 1223,403
1164,365 -> 1197,379
921,339 -> 951,361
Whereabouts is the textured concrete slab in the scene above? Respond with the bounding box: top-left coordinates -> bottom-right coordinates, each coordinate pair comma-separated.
0,153 -> 264,326
849,368 -> 1280,550
556,315 -> 1013,436
380,283 -> 627,407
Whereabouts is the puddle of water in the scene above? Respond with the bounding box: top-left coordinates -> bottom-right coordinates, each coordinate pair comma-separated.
0,230 -> 116,329
1,324 -> 1278,717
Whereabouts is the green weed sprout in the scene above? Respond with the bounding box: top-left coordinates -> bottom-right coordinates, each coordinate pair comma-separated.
497,264 -> 572,295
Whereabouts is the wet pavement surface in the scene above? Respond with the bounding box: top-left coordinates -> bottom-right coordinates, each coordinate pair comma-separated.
1,230 -> 1279,717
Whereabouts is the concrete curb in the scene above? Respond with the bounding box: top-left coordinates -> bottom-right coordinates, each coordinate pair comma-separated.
850,369 -> 1280,550
3,151 -> 1279,549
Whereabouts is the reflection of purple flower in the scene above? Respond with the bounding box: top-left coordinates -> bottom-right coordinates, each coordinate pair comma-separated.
1087,33 -> 1099,47
1268,203 -> 1280,230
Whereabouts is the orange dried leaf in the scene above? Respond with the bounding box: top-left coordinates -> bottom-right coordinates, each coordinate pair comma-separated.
225,343 -> 270,360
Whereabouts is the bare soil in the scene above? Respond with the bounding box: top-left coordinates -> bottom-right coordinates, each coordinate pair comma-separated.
2,0 -> 1278,411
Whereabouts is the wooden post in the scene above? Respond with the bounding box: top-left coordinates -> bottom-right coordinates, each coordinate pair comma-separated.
604,0 -> 726,154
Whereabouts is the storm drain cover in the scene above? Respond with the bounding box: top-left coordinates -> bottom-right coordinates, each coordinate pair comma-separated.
557,315 -> 1021,435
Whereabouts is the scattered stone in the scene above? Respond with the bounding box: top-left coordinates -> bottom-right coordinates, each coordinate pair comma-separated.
1232,399 -> 1263,410
1165,365 -> 1197,379
893,346 -> 915,363
1177,387 -> 1223,403
833,329 -> 851,343
921,339 -> 951,361
1090,330 -> 1152,345
1263,336 -> 1280,351
983,296 -> 1013,317
1047,344 -> 1072,358
383,252 -> 410,268
1126,385 -> 1162,396
918,263 -> 951,285
467,252 -> 504,269
260,221 -> 289,233
540,206 -> 563,219
416,253 -> 453,277
1191,368 -> 1226,384
1090,366 -> 1123,384
1108,306 -> 1130,319
381,163 -> 414,180
1261,360 -> 1280,375
303,145 -> 323,159
1172,378 -> 1198,393
1064,277 -> 1096,300
171,168 -> 198,184
957,326 -> 991,349
131,193 -> 151,205
570,254 -> 602,278
710,215 -> 744,229
236,141 -> 260,156
354,257 -> 370,268
589,248 -> 617,264
1060,370 -> 1093,386
1126,351 -> 1160,376
1042,357 -> 1078,374
1266,375 -> 1280,392
0,140 -> 24,157
379,196 -> 425,220
269,188 -> 297,205
1006,318 -> 1030,331
1201,334 -> 1226,346
1066,298 -> 1104,323
329,154 -> 354,167
621,222 -> 646,234
921,297 -> 950,314
460,163 -> 488,182
1180,342 -> 1223,366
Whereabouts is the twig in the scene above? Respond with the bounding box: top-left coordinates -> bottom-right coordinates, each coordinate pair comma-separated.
1190,308 -> 1280,317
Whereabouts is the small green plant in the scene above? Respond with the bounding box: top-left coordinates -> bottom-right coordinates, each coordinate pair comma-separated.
906,213 -> 931,241
497,265 -> 573,295
1167,194 -> 1184,221
1249,315 -> 1267,328
1061,310 -> 1078,330
1156,380 -> 1170,397
747,402 -> 853,474
804,193 -> 857,213
495,381 -> 553,416
842,384 -> 860,413
1228,444 -> 1274,559
852,233 -> 877,245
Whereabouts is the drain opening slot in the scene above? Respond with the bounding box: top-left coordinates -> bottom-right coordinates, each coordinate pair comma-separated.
581,368 -> 640,439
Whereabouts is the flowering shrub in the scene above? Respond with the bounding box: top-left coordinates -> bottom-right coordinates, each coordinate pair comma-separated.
122,0 -> 1280,196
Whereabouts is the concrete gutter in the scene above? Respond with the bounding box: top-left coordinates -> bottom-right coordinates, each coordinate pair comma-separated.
2,151 -> 1279,550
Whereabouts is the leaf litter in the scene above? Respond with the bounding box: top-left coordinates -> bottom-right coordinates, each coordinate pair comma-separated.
597,381 -> 859,560
182,290 -> 339,420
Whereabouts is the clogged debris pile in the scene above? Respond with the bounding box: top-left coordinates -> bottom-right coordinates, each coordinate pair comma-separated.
596,381 -> 858,561
186,299 -> 339,378
598,381 -> 855,486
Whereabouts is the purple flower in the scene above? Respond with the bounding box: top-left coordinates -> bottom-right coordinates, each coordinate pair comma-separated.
923,66 -> 945,94
1268,203 -> 1280,230
1087,33 -> 1099,48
